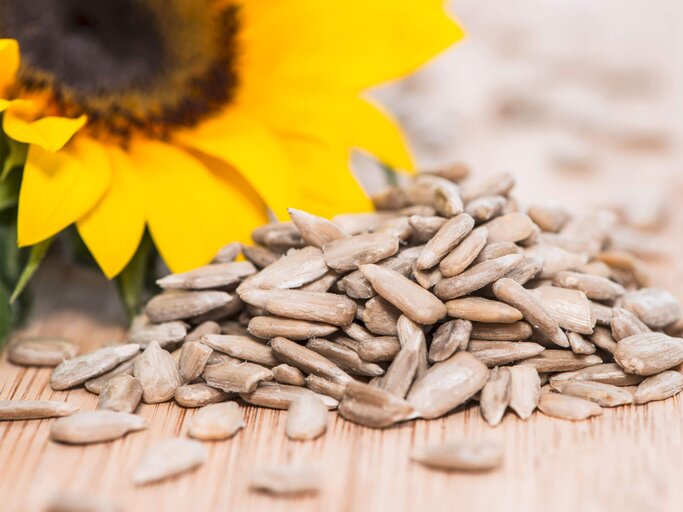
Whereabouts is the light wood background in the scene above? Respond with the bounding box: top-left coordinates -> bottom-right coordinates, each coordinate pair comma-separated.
1,154 -> 682,512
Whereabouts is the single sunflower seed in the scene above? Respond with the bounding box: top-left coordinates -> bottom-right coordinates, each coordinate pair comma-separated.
97,375 -> 143,413
439,227 -> 488,277
272,364 -> 306,386
248,316 -> 337,340
633,371 -> 683,404
288,208 -> 349,247
271,336 -> 352,385
285,394 -> 328,441
0,400 -> 79,421
50,410 -> 147,444
145,291 -> 232,323
203,361 -> 273,394
175,383 -> 232,408
188,401 -> 245,440
156,261 -> 256,290
339,380 -> 416,428
549,380 -> 633,407
445,297 -> 523,324
134,341 -> 181,403
468,341 -> 545,367
201,334 -> 277,367
240,382 -> 338,410
508,366 -> 541,420
51,343 -> 140,391
428,319 -> 472,363
412,440 -> 503,471
133,438 -> 207,485
322,232 -> 399,272
306,338 -> 384,377
480,367 -> 511,427
7,337 -> 78,367
614,332 -> 683,376
538,393 -> 603,421
435,254 -> 524,301
416,214 -> 474,270
250,465 -> 321,495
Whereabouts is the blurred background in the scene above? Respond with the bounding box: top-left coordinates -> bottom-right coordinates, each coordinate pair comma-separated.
363,0 -> 683,217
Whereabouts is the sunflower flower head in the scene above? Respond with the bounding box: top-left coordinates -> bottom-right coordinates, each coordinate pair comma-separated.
0,0 -> 463,278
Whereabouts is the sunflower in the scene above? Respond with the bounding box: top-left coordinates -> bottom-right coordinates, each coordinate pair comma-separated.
0,0 -> 462,278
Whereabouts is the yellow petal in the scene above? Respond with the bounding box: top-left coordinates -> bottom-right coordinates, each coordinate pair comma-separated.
238,0 -> 463,103
279,135 -> 373,218
175,108 -> 299,220
76,146 -> 145,278
254,95 -> 414,173
4,102 -> 86,152
18,137 -> 111,246
129,140 -> 268,273
0,39 -> 19,94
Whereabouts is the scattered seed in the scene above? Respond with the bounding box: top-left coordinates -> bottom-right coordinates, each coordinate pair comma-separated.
84,358 -> 137,395
134,341 -> 181,403
175,383 -> 232,408
203,361 -> 273,394
614,332 -> 683,376
145,291 -> 233,323
508,366 -> 541,420
339,380 -> 416,428
567,332 -> 597,355
133,438 -> 207,485
272,364 -> 307,386
323,232 -> 399,272
412,440 -> 503,471
304,375 -> 345,402
178,341 -> 213,384
550,380 -> 634,407
241,382 -> 338,410
250,464 -> 321,495
288,208 -> 349,247
286,394 -> 328,440
0,400 -> 79,421
7,337 -> 78,367
188,401 -> 245,440
50,410 -> 147,444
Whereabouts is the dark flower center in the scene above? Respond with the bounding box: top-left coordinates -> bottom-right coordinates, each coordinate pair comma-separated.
0,0 -> 239,140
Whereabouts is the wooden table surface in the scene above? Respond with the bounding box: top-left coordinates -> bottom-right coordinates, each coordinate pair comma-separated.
1,135 -> 683,512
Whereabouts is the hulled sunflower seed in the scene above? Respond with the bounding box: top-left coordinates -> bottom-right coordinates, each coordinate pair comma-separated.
0,400 -> 79,421
156,261 -> 256,290
271,336 -> 352,385
339,380 -> 415,428
133,341 -> 181,403
201,334 -> 277,367
504,256 -> 544,285
471,321 -> 533,341
242,245 -> 279,269
434,180 -> 464,217
508,366 -> 541,420
358,336 -> 401,362
468,341 -> 545,367
50,410 -> 147,444
306,338 -> 383,377
492,278 -> 569,348
567,332 -> 597,355
51,344 -> 140,391
425,162 -> 470,182
621,288 -> 681,328
323,232 -> 399,272
590,302 -> 614,326
465,195 -> 507,223
145,291 -> 232,323
285,394 -> 328,441
435,254 -> 524,300
409,215 -> 447,243
634,371 -> 683,404
528,286 -> 595,335
128,321 -> 188,348
252,222 -> 304,252
239,289 -> 356,326
212,242 -> 242,263
238,247 -> 328,293
461,172 -> 514,202
590,326 -> 618,354
413,264 -> 443,290
446,297 -> 523,324
416,214 -> 474,269
84,358 -> 137,395
549,363 -> 644,387
203,361 -> 272,394
358,264 -> 446,325
186,321 -> 222,343
178,341 -> 213,384
407,351 -> 488,419
300,271 -> 338,292
250,465 -> 321,495
272,364 -> 306,386
438,227 -> 488,279
379,316 -> 425,397
527,203 -> 570,233
305,375 -> 345,402
525,245 -> 587,279
133,438 -> 207,485
473,241 -> 521,264
362,296 -> 400,335
553,271 -> 625,301
549,380 -> 634,407
480,367 -> 511,427
519,350 -> 603,373
538,393 -> 603,421
429,319 -> 472,363
188,401 -> 245,441
241,382 -> 338,410
614,332 -> 683,376
483,213 -> 536,244
288,208 -> 349,247
372,186 -> 408,211
44,492 -> 122,512
97,375 -> 143,413
248,316 -> 337,341
611,307 -> 650,341
412,440 -> 503,471
175,383 -> 232,408
7,337 -> 78,367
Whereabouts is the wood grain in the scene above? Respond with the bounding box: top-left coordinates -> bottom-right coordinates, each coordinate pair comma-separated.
2,171 -> 683,511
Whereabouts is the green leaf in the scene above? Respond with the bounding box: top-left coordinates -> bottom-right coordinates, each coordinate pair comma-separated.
1,138 -> 28,181
116,233 -> 153,320
10,237 -> 53,303
0,278 -> 12,344
0,170 -> 21,212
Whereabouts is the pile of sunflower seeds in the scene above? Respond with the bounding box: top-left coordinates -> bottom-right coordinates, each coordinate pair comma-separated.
5,164 -> 683,492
